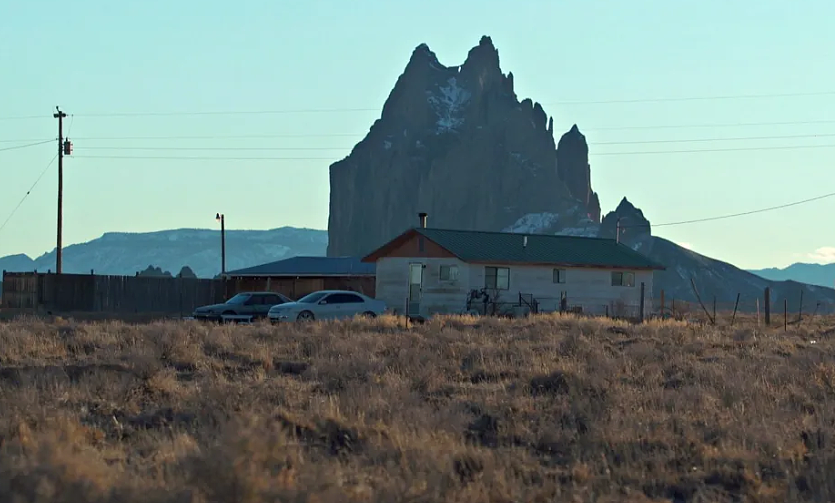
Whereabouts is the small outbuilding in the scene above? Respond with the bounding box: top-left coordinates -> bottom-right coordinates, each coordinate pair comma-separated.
226,256 -> 376,300
361,215 -> 665,318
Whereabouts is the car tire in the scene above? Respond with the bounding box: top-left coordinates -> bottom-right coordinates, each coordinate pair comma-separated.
362,311 -> 376,318
297,310 -> 315,322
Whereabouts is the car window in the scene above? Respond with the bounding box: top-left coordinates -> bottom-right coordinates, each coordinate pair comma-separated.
266,294 -> 284,304
227,293 -> 249,304
298,292 -> 328,304
327,293 -> 364,304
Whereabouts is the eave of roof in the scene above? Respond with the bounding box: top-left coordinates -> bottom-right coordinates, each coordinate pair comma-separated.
362,227 -> 665,271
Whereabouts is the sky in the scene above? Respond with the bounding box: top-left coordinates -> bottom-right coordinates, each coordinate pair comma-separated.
1,0 -> 834,270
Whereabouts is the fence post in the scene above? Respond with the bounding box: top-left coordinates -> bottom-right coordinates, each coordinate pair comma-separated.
731,293 -> 740,326
713,296 -> 717,325
798,289 -> 803,323
639,282 -> 645,323
764,287 -> 771,325
784,298 -> 788,331
660,289 -> 665,320
756,298 -> 760,326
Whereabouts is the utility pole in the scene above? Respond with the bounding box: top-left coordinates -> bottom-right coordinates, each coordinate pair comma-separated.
616,217 -> 621,244
216,213 -> 226,277
54,107 -> 68,274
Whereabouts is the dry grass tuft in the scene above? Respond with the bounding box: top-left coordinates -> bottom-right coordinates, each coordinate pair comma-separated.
0,313 -> 834,502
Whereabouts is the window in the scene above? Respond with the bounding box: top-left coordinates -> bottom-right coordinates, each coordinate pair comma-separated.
326,293 -> 365,304
226,293 -> 250,305
265,294 -> 287,305
553,268 -> 566,284
439,265 -> 459,281
297,292 -> 328,304
485,266 -> 510,290
611,271 -> 635,287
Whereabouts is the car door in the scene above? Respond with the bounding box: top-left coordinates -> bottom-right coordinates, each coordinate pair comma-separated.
337,293 -> 367,318
256,294 -> 275,318
315,293 -> 341,319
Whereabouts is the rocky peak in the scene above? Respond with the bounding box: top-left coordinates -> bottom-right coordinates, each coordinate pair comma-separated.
461,35 -> 501,76
599,197 -> 652,243
327,36 -> 597,257
556,124 -> 601,222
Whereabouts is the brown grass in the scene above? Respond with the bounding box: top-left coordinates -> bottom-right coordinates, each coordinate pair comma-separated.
0,314 -> 834,502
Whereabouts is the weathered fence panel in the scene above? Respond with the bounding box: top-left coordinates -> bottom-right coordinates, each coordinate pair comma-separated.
1,272 -> 39,308
2,272 -> 229,314
2,271 -> 377,315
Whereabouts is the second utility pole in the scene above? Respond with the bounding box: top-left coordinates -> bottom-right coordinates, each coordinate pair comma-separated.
54,106 -> 67,274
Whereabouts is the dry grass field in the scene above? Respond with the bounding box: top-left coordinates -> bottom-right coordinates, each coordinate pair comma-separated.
0,313 -> 834,502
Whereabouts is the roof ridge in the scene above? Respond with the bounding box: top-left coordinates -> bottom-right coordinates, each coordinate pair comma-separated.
415,226 -> 616,242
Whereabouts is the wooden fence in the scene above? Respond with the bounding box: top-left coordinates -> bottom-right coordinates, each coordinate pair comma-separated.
1,271 -> 377,316
1,272 -> 228,315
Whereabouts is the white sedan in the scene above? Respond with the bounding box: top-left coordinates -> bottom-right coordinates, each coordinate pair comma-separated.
268,290 -> 387,322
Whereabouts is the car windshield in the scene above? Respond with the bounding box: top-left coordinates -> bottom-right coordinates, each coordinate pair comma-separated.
297,292 -> 328,304
226,294 -> 250,305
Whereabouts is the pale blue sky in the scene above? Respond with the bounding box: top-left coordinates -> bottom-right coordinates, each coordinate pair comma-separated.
1,0 -> 833,270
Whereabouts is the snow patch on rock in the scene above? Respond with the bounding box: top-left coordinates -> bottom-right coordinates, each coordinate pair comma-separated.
426,77 -> 471,134
503,212 -> 560,234
556,224 -> 601,238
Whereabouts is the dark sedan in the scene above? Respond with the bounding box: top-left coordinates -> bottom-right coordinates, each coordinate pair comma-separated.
192,292 -> 293,322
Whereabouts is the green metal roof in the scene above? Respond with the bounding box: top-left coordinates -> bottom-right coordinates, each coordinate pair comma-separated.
413,228 -> 665,270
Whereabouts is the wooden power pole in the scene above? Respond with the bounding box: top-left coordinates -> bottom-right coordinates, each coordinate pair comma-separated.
54,107 -> 68,274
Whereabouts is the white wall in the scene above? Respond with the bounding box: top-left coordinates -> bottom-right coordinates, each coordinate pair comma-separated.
467,263 -> 654,316
374,257 -> 470,315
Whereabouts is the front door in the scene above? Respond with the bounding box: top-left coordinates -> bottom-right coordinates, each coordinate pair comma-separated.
408,263 -> 423,315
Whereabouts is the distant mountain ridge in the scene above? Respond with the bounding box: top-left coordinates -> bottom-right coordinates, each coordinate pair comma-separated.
0,227 -> 328,278
748,263 -> 835,288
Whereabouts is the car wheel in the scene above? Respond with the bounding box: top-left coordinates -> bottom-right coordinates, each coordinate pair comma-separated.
297,310 -> 315,322
362,311 -> 376,318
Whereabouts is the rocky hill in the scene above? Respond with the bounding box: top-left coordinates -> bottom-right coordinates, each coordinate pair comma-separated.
748,263 -> 835,288
0,227 -> 327,279
594,199 -> 835,312
327,36 -> 599,257
325,35 -> 835,312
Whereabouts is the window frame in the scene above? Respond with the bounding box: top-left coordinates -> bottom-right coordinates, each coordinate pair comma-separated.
611,271 -> 636,287
553,268 -> 566,284
439,264 -> 459,282
484,266 -> 510,290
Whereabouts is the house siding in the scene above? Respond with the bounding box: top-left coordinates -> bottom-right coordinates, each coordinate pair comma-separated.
467,263 -> 653,316
374,257 -> 470,315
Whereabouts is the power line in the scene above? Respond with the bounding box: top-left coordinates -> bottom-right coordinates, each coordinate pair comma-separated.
72,132 -> 835,150
3,89 -> 834,121
594,133 -> 835,146
0,138 -> 55,144
554,89 -> 835,105
73,155 -> 337,161
0,114 -> 44,122
590,119 -> 835,131
0,139 -> 55,152
74,107 -> 381,118
72,133 -> 363,141
53,120 -> 835,143
0,153 -> 59,234
593,143 -> 835,156
78,146 -> 353,151
649,191 -> 835,228
71,142 -> 835,161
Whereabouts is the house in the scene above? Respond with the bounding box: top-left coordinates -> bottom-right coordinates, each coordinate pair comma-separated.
226,256 -> 376,299
361,213 -> 665,318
